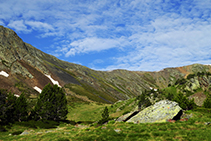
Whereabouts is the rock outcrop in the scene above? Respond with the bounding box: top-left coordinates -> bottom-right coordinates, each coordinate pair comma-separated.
126,100 -> 182,123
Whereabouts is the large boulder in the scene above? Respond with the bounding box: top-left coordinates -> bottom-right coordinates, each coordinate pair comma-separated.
126,100 -> 182,123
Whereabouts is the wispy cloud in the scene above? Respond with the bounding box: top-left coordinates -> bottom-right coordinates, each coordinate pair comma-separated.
25,21 -> 54,32
65,37 -> 128,57
7,20 -> 31,33
0,20 -> 4,26
1,0 -> 211,71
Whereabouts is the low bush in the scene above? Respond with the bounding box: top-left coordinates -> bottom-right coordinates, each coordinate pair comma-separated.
15,120 -> 59,129
0,126 -> 7,132
57,138 -> 70,141
11,131 -> 23,135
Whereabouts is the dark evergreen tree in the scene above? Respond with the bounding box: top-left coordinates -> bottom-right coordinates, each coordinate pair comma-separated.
137,91 -> 152,110
0,89 -> 7,125
203,94 -> 211,108
173,92 -> 196,110
102,106 -> 109,120
33,84 -> 68,121
14,93 -> 28,122
98,106 -> 109,124
5,92 -> 17,123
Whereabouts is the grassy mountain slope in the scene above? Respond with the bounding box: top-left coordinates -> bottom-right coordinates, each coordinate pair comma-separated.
1,25 -> 211,104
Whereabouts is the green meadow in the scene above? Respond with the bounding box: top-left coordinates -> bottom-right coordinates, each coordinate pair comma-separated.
1,103 -> 211,141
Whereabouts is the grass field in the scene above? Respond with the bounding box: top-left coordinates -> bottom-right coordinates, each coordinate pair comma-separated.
1,104 -> 211,141
67,103 -> 110,122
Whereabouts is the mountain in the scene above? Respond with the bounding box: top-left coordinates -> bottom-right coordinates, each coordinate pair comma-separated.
1,25 -> 211,103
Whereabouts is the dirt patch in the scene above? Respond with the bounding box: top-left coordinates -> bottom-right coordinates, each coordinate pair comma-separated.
189,92 -> 207,106
19,60 -> 52,88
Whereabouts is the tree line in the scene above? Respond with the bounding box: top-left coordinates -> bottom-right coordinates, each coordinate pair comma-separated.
0,84 -> 68,125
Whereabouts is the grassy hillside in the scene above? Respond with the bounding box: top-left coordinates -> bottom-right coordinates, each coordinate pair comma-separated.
1,105 -> 211,141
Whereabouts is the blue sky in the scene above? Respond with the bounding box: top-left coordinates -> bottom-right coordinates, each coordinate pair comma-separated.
1,0 -> 211,71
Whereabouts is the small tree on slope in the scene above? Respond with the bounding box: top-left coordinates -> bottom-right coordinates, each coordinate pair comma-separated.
102,106 -> 109,120
33,84 -> 68,121
98,106 -> 109,124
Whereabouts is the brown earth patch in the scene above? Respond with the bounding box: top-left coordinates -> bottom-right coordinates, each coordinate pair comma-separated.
189,92 -> 207,106
18,60 -> 52,89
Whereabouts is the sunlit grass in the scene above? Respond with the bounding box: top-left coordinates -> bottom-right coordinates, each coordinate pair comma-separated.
1,106 -> 211,141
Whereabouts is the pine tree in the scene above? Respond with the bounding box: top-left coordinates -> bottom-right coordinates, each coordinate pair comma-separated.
102,106 -> 109,120
173,92 -> 196,110
203,94 -> 211,108
33,84 -> 68,121
137,91 -> 152,110
0,89 -> 7,125
14,93 -> 28,122
5,92 -> 17,123
98,106 -> 109,124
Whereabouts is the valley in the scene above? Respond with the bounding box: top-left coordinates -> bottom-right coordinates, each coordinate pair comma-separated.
1,25 -> 211,141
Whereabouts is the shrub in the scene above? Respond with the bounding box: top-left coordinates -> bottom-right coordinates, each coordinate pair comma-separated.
57,138 -> 69,141
0,126 -> 7,132
12,131 -> 23,135
15,120 -> 59,129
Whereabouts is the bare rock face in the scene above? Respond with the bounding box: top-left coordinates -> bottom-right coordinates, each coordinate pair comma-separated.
126,100 -> 182,123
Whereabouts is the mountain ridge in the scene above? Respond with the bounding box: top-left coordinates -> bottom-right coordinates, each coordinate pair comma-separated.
1,25 -> 211,103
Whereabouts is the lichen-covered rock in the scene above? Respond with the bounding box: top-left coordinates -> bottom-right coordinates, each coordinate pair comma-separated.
127,100 -> 182,123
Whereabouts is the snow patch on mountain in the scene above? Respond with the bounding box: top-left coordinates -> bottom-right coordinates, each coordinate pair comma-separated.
150,87 -> 157,91
33,86 -> 42,93
45,74 -> 61,87
0,71 -> 9,77
14,94 -> 20,97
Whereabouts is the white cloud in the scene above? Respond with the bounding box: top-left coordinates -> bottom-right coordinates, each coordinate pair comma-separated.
104,19 -> 211,71
25,21 -> 54,32
65,37 -> 128,57
0,20 -> 5,26
1,0 -> 211,71
7,20 -> 31,33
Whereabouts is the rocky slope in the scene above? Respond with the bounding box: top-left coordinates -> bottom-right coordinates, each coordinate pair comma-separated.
1,25 -> 211,103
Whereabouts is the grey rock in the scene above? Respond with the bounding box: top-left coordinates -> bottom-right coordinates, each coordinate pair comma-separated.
127,100 -> 182,123
114,129 -> 121,133
205,122 -> 211,125
20,131 -> 30,136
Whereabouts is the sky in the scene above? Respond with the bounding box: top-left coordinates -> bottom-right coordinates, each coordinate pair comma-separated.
0,0 -> 211,71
